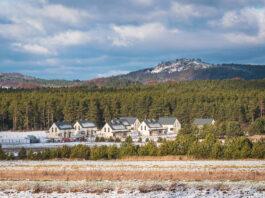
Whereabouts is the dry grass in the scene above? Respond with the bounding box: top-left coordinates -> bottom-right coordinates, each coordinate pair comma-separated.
119,155 -> 192,161
0,169 -> 264,181
118,156 -> 265,161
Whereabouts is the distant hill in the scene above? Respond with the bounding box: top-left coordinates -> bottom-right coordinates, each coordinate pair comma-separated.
0,72 -> 139,89
116,58 -> 265,83
1,58 -> 265,88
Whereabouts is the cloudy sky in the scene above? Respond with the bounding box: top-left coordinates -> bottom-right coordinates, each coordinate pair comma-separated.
1,0 -> 265,80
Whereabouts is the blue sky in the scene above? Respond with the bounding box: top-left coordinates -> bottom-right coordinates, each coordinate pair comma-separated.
1,0 -> 265,80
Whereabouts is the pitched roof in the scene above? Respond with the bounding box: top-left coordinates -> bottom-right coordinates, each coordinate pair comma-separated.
193,118 -> 214,125
143,119 -> 162,129
158,117 -> 178,125
108,120 -> 129,132
77,119 -> 96,128
119,117 -> 138,125
112,118 -> 130,126
54,121 -> 74,130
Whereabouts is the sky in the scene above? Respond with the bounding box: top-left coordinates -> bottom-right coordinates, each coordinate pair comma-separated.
1,0 -> 265,80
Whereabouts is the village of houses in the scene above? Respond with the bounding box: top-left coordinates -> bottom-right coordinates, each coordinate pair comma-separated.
48,117 -> 214,142
0,116 -> 216,150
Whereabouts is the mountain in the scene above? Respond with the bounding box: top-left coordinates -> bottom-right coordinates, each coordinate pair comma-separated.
0,72 -> 74,88
1,58 -> 265,88
0,72 -> 139,89
116,58 -> 265,83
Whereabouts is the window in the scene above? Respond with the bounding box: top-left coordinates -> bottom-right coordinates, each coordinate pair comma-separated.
144,126 -> 146,130
141,126 -> 143,130
78,126 -> 80,130
55,128 -> 57,132
52,128 -> 54,132
69,132 -> 71,138
108,128 -> 110,132
104,128 -> 106,132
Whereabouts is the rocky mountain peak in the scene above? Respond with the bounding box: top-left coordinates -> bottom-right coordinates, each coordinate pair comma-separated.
149,58 -> 213,74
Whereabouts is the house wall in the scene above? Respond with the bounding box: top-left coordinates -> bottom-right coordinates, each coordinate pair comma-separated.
74,122 -> 97,137
133,119 -> 141,131
138,122 -> 150,136
101,123 -> 113,138
48,123 -> 75,139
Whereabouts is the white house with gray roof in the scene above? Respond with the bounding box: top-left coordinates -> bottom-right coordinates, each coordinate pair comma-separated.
193,118 -> 215,128
101,120 -> 130,138
138,119 -> 165,136
158,117 -> 181,133
74,119 -> 97,137
117,117 -> 140,131
48,121 -> 75,138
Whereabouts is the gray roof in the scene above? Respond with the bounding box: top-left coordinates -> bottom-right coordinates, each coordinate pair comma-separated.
193,118 -> 214,125
54,121 -> 74,130
112,118 -> 130,126
77,119 -> 96,128
143,119 -> 162,128
158,117 -> 178,125
108,120 -> 129,131
119,117 -> 137,125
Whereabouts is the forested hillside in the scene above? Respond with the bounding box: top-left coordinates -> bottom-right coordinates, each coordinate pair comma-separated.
0,79 -> 264,131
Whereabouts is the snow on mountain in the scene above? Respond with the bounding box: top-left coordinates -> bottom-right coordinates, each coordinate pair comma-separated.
149,58 -> 213,74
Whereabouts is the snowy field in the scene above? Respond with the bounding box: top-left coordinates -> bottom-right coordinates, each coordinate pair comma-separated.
0,131 -> 48,139
0,180 -> 264,198
0,160 -> 264,197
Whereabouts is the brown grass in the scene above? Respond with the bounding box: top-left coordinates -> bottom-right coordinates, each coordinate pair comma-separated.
119,155 -> 191,161
0,169 -> 264,181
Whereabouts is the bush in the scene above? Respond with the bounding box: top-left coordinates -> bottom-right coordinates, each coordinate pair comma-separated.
100,137 -> 105,142
157,137 -> 163,143
108,136 -> 114,142
18,147 -> 27,159
226,121 -> 244,137
248,118 -> 265,135
138,137 -> 142,143
0,145 -> 6,160
125,136 -> 133,143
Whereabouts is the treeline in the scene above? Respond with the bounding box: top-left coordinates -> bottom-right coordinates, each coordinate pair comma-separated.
0,135 -> 264,160
0,79 -> 264,131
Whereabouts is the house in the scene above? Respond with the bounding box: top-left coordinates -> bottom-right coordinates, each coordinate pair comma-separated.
101,120 -> 130,138
119,117 -> 141,131
158,117 -> 181,133
138,119 -> 165,136
74,119 -> 97,137
111,117 -> 140,131
193,118 -> 215,128
48,121 -> 75,138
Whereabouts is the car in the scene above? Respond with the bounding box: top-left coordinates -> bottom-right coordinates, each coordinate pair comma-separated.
61,138 -> 71,142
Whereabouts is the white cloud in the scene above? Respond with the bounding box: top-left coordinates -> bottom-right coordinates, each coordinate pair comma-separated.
44,30 -> 95,46
130,0 -> 154,7
170,2 -> 217,20
12,43 -> 52,55
42,4 -> 93,25
219,8 -> 265,44
111,23 -> 179,47
97,70 -> 129,77
220,8 -> 260,28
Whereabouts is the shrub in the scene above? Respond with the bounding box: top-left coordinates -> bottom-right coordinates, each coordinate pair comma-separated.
125,136 -> 133,143
18,147 -> 27,159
